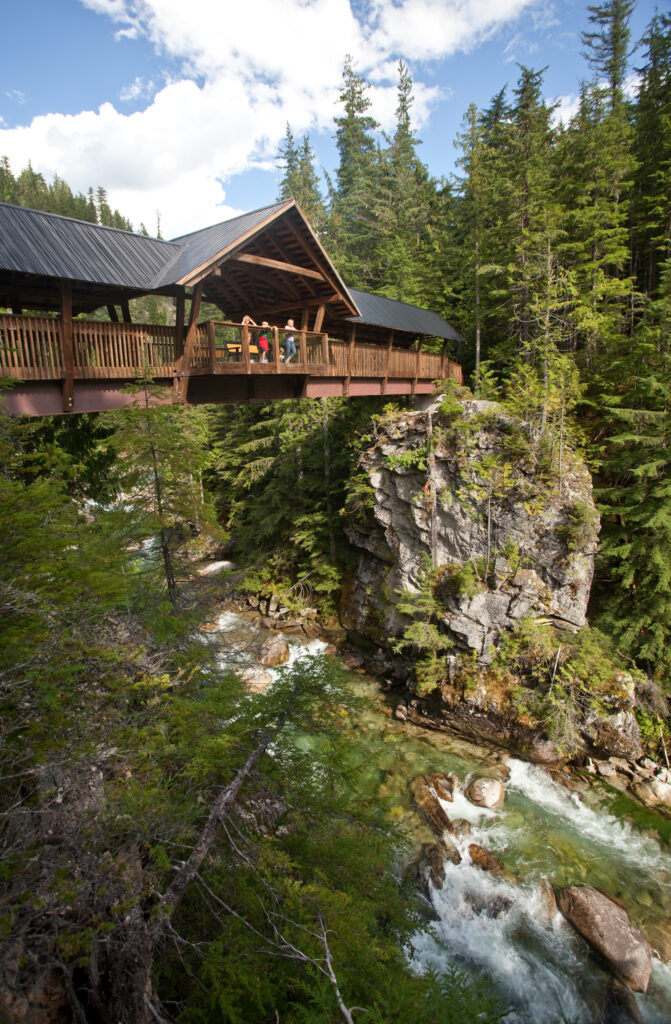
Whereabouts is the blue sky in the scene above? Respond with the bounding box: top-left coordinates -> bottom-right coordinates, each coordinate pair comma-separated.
0,0 -> 662,237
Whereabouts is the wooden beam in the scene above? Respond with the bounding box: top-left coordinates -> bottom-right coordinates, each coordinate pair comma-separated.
232,252 -> 325,282
261,294 -> 343,316
107,304 -> 119,323
299,306 -> 309,365
313,303 -> 326,333
121,300 -> 132,323
263,234 -> 318,298
232,256 -> 303,302
60,279 -> 74,413
281,215 -> 357,315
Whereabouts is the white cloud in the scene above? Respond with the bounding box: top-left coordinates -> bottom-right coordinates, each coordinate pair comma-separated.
119,76 -> 155,102
551,93 -> 579,126
2,0 -> 544,234
5,89 -> 26,105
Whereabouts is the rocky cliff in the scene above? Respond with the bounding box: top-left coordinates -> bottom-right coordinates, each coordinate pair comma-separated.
340,394 -> 646,765
342,396 -> 598,660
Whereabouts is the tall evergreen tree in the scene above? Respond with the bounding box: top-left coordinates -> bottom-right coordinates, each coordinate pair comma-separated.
328,56 -> 380,285
630,12 -> 671,302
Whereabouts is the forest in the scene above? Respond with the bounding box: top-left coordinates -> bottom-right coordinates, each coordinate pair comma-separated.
1,0 -> 671,1021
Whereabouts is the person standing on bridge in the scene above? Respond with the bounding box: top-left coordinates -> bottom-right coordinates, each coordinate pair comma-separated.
284,319 -> 297,363
258,322 -> 270,363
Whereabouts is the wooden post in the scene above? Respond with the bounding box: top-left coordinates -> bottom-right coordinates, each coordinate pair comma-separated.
299,306 -> 309,366
344,325 -> 356,396
175,289 -> 186,361
241,321 -> 251,374
107,304 -> 119,323
273,326 -> 281,371
412,339 -> 423,396
322,333 -> 330,371
208,320 -> 216,372
60,279 -> 75,413
382,331 -> 394,395
121,300 -> 132,323
441,340 -> 448,380
178,281 -> 204,401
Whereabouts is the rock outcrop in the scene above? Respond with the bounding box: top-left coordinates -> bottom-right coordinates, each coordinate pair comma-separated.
340,397 -> 649,765
342,398 -> 598,660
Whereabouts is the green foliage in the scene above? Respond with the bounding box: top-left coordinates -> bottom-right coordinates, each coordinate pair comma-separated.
385,445 -> 428,472
393,558 -> 452,695
557,498 -> 599,552
496,618 -> 642,753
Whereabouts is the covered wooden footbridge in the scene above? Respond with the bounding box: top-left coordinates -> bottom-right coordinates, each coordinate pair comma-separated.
0,199 -> 463,416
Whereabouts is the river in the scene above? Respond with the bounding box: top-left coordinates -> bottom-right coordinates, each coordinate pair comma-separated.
208,610 -> 671,1023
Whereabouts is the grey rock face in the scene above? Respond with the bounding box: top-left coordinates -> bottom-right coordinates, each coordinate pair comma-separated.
342,400 -> 598,661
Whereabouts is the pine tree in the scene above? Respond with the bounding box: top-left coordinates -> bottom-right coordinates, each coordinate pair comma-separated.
596,263 -> 671,683
582,0 -> 635,112
328,56 -> 380,285
101,386 -> 219,612
630,13 -> 671,303
277,125 -> 326,233
374,61 -> 436,303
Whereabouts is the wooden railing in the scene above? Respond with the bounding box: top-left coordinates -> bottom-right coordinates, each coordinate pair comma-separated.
0,314 -> 461,386
0,315 -> 176,379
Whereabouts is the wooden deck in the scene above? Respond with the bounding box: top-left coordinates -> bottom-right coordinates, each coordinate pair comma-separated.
0,315 -> 462,416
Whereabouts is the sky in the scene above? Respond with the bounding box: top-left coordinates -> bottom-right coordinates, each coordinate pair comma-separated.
0,0 -> 663,239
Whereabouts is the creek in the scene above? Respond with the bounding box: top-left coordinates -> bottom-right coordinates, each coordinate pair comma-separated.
208,611 -> 671,1023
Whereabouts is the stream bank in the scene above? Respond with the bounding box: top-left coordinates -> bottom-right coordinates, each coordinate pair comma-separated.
206,607 -> 671,1023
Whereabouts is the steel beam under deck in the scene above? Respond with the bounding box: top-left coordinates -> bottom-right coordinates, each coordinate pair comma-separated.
1,375 -> 436,416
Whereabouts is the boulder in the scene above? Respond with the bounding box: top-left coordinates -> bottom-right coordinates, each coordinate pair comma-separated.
197,559 -> 236,575
464,776 -> 505,809
535,878 -> 558,926
631,777 -> 671,809
421,838 -> 461,888
411,777 -> 454,836
557,886 -> 652,992
584,709 -> 643,762
241,667 -> 274,693
468,843 -> 505,874
424,772 -> 458,802
268,593 -> 280,614
258,635 -> 290,667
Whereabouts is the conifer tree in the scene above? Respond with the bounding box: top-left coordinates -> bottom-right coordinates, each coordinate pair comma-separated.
596,263 -> 671,683
630,13 -> 671,302
328,56 -> 380,285
374,61 -> 436,303
101,388 -> 219,612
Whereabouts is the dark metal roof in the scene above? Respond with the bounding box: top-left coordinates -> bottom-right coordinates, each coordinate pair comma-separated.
0,202 -> 181,290
0,199 -> 308,292
348,287 -> 463,342
0,203 -> 462,342
160,201 -> 292,286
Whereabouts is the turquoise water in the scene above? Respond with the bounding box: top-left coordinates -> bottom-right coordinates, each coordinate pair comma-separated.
210,613 -> 671,1023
